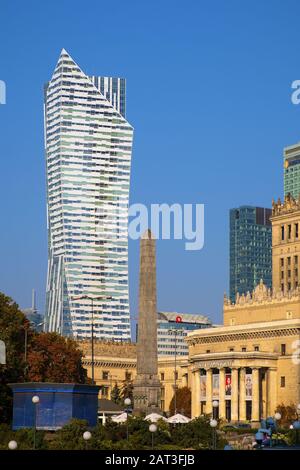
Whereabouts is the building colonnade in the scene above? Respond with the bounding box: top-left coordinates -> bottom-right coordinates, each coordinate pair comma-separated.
191,365 -> 277,422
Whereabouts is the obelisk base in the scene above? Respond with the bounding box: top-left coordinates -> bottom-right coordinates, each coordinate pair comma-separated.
133,374 -> 161,415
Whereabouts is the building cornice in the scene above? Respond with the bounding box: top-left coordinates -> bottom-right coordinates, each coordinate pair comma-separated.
186,319 -> 300,345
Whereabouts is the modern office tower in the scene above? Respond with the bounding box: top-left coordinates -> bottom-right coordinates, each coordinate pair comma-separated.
283,142 -> 300,198
229,206 -> 272,303
157,312 -> 212,356
44,49 -> 133,341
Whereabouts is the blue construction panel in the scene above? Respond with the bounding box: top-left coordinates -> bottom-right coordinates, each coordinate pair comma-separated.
9,383 -> 100,430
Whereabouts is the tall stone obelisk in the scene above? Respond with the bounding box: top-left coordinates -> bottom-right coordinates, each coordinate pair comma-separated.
133,229 -> 161,414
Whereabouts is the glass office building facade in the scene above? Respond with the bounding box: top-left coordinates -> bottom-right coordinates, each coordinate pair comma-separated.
157,312 -> 212,356
284,142 -> 300,198
229,206 -> 272,303
44,49 -> 133,341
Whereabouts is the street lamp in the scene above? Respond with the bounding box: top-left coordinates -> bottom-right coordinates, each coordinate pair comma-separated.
8,440 -> 18,450
72,295 -> 112,384
124,398 -> 131,441
168,328 -> 183,415
212,400 -> 219,420
83,431 -> 92,450
32,395 -> 40,450
149,423 -> 157,450
210,418 -> 218,450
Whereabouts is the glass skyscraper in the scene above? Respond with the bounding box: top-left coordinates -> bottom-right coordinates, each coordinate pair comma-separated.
284,142 -> 300,198
229,206 -> 272,303
44,49 -> 133,341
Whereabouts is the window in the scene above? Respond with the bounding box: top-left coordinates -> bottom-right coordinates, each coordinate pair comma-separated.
296,223 -> 299,238
280,376 -> 286,388
242,347 -> 247,352
102,386 -> 109,397
288,282 -> 291,291
229,347 -> 234,352
254,346 -> 259,351
280,258 -> 284,268
160,372 -> 165,381
281,225 -> 285,241
288,257 -> 291,265
281,344 -> 286,356
102,371 -> 109,380
288,225 -> 292,239
281,271 -> 284,279
206,349 -> 211,354
281,283 -> 284,292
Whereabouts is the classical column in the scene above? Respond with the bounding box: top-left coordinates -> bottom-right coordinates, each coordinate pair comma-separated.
191,369 -> 201,418
267,368 -> 277,417
252,368 -> 260,422
231,368 -> 239,421
239,368 -> 246,421
206,369 -> 213,415
219,368 -> 226,419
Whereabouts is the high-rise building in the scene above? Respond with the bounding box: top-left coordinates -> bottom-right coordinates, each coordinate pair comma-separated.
44,49 -> 133,341
22,289 -> 44,332
229,206 -> 272,303
157,312 -> 212,356
283,142 -> 300,198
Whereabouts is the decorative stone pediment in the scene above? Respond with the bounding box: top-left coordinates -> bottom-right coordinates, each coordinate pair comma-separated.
272,192 -> 300,216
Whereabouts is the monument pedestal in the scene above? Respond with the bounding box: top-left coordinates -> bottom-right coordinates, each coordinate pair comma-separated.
133,374 -> 161,415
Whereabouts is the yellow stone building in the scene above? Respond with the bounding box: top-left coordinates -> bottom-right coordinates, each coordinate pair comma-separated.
188,194 -> 300,422
80,340 -> 189,413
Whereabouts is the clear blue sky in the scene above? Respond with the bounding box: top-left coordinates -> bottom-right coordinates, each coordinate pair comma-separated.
1,0 -> 300,325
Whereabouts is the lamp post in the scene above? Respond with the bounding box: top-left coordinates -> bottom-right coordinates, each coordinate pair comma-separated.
83,431 -> 92,450
271,412 -> 281,447
72,295 -> 112,384
124,398 -> 131,441
212,400 -> 219,420
168,328 -> 183,415
210,418 -> 218,450
32,395 -> 40,450
149,423 -> 157,450
8,440 -> 18,450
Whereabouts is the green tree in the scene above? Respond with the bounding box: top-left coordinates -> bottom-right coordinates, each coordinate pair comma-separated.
27,332 -> 88,383
276,403 -> 298,428
169,386 -> 191,417
0,293 -> 34,423
111,382 -> 122,404
121,379 -> 133,402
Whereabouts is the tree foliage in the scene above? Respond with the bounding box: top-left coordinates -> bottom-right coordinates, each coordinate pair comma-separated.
276,403 -> 299,427
111,382 -> 122,404
0,291 -> 88,423
0,293 -> 32,423
169,386 -> 191,417
27,332 -> 88,383
121,379 -> 133,402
